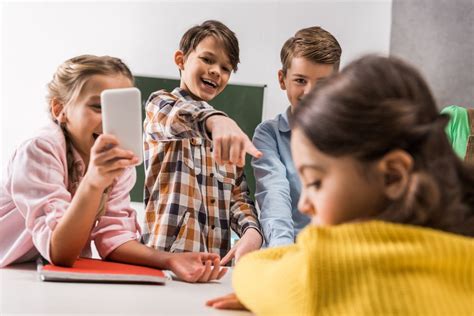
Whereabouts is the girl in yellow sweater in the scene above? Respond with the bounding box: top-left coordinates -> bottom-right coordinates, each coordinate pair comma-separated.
207,55 -> 474,315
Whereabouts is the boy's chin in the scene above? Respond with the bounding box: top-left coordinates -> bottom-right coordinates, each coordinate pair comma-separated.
200,95 -> 214,102
184,85 -> 210,101
195,91 -> 217,102
199,85 -> 223,100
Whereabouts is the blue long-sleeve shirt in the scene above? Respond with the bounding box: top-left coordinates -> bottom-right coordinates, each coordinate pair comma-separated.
252,107 -> 310,247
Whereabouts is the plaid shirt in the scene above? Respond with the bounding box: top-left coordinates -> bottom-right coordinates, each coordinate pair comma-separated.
142,88 -> 261,258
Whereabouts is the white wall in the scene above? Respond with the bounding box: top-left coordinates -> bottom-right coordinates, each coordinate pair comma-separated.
1,0 -> 392,168
391,0 -> 474,109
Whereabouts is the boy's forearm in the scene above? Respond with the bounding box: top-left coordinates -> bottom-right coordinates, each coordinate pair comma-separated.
230,195 -> 261,237
230,172 -> 262,237
253,146 -> 295,247
258,195 -> 295,246
231,212 -> 262,239
264,229 -> 294,248
146,95 -> 226,141
173,103 -> 227,139
242,227 -> 263,248
204,113 -> 229,133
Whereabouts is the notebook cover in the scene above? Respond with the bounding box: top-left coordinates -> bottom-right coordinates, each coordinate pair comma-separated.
38,258 -> 169,284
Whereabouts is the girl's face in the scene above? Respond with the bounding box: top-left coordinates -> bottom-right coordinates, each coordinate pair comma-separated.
291,128 -> 387,226
62,74 -> 133,164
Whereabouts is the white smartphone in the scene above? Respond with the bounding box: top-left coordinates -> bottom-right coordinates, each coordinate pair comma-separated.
101,87 -> 143,165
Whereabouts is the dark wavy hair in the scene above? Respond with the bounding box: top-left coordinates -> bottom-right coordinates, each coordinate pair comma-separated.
292,55 -> 474,237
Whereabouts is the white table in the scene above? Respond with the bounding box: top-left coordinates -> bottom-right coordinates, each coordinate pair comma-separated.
0,262 -> 251,315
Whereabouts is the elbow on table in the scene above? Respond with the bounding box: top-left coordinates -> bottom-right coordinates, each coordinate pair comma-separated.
49,254 -> 77,267
49,241 -> 78,267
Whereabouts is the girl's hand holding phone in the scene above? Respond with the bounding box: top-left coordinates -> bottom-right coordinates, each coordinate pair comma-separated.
83,134 -> 139,191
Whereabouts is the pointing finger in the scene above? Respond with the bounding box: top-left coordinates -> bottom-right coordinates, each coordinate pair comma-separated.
245,140 -> 262,159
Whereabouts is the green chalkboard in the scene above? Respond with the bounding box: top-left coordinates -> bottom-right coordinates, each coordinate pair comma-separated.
130,76 -> 265,202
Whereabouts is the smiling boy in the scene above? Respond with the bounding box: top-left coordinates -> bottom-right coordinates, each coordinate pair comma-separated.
252,26 -> 342,247
142,20 -> 263,266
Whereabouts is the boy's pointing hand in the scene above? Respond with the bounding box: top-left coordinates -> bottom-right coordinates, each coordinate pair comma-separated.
206,115 -> 262,167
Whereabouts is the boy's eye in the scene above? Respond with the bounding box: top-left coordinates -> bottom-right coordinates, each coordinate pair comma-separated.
222,66 -> 231,73
201,57 -> 212,64
295,78 -> 307,85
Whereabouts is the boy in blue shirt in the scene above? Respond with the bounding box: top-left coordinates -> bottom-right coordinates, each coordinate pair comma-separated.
252,26 -> 342,247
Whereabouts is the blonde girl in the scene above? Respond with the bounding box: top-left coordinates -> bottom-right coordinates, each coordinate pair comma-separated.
0,55 -> 225,283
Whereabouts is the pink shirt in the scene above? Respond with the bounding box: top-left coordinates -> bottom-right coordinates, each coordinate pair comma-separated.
0,123 -> 140,267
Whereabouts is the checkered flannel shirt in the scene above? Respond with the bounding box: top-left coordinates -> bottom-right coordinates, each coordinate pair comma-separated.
141,88 -> 261,258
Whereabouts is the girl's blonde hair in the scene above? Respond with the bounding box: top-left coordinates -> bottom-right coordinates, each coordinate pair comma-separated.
293,55 -> 474,237
46,55 -> 133,208
47,54 -> 133,115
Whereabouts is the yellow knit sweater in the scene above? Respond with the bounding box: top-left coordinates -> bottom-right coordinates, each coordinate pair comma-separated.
233,221 -> 474,316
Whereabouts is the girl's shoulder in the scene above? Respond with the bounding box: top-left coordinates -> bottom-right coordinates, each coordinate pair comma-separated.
298,220 -> 474,247
3,123 -> 68,184
12,123 -> 66,161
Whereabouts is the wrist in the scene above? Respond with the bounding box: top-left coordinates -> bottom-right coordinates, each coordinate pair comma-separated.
243,228 -> 263,248
205,114 -> 228,133
154,251 -> 174,270
81,173 -> 105,192
205,115 -> 218,132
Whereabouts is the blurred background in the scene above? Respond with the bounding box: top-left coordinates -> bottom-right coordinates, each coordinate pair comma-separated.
1,0 -> 473,193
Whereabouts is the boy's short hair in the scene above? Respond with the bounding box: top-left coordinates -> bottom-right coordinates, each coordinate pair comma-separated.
280,26 -> 342,75
179,20 -> 240,72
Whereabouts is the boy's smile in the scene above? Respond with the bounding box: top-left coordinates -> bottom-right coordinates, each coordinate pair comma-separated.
175,36 -> 233,102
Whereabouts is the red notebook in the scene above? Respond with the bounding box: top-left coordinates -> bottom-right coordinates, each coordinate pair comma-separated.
38,258 -> 169,284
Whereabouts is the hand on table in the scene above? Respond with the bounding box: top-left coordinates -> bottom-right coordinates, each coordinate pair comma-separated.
220,228 -> 262,266
168,252 -> 227,283
206,293 -> 248,311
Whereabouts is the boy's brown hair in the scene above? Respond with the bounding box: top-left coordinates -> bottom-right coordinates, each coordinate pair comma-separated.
280,26 -> 342,75
179,20 -> 240,72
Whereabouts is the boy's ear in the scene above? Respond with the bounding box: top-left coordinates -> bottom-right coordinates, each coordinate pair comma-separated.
51,98 -> 66,123
278,69 -> 287,90
174,50 -> 185,70
376,150 -> 414,200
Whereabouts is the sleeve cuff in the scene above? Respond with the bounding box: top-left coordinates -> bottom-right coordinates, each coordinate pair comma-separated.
268,237 -> 294,248
95,232 -> 138,259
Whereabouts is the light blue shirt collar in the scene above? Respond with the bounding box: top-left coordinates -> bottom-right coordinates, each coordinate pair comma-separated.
278,106 -> 292,133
